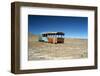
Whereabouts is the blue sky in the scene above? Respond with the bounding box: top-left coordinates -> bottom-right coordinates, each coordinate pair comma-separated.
28,15 -> 88,39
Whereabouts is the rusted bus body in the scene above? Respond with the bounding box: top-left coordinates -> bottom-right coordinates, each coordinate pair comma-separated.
57,38 -> 64,43
39,32 -> 65,44
48,38 -> 54,43
48,38 -> 64,44
48,38 -> 57,44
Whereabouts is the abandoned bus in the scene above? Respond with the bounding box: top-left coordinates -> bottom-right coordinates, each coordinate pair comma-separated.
39,32 -> 64,44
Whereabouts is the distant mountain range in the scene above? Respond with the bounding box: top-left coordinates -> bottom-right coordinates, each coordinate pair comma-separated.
28,32 -> 39,41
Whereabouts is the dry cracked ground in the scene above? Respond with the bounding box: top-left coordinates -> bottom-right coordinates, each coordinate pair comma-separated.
28,35 -> 88,60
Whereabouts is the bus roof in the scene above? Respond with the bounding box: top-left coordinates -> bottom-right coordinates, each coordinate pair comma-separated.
41,32 -> 65,35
